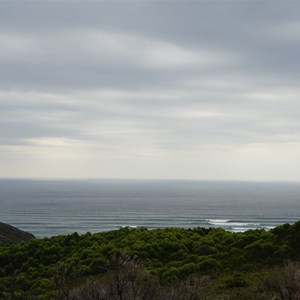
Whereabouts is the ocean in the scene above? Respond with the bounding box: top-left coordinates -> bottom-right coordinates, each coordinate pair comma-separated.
0,179 -> 299,237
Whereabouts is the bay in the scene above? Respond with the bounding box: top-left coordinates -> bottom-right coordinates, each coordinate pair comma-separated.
0,179 -> 299,237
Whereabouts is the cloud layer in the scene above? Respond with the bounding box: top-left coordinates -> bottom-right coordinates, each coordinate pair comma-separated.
1,2 -> 300,180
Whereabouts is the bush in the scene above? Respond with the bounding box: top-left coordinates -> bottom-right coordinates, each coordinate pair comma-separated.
224,274 -> 249,288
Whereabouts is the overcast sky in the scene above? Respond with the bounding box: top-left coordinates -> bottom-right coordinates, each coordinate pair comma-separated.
1,1 -> 300,181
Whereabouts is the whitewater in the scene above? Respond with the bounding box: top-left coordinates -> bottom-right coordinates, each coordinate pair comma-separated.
0,179 -> 299,237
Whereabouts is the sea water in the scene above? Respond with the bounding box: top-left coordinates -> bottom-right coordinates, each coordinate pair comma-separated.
0,179 -> 299,237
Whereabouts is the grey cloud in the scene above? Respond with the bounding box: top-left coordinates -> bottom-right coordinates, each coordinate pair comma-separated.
1,1 -> 300,180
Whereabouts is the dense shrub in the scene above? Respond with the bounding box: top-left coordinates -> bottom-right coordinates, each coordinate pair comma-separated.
0,221 -> 300,299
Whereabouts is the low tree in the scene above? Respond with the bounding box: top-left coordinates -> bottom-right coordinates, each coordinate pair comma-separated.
53,263 -> 73,300
105,252 -> 158,300
267,261 -> 300,300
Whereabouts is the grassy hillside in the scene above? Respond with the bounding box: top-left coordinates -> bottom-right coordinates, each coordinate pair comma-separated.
0,222 -> 34,247
0,222 -> 300,299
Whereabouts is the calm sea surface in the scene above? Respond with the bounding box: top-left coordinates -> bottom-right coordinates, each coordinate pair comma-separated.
0,179 -> 299,237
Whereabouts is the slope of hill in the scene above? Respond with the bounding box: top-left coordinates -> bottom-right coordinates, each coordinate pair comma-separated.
0,222 -> 300,299
0,222 -> 34,246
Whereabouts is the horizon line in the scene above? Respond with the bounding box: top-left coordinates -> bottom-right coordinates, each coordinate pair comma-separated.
0,177 -> 300,184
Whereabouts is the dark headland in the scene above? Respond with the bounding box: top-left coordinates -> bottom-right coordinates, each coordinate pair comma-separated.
0,222 -> 35,246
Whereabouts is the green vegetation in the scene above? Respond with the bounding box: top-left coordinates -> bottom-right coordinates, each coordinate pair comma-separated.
1,222 -> 300,299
